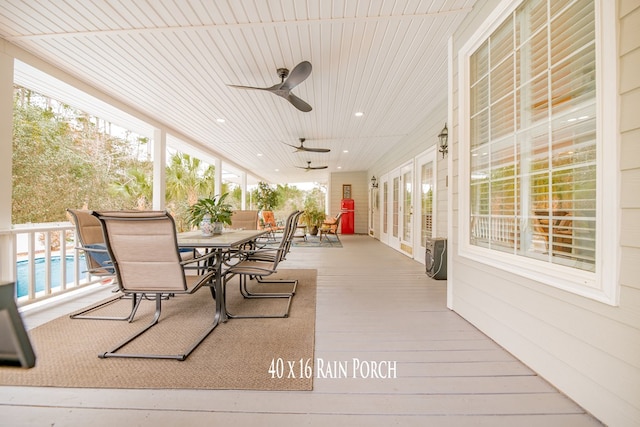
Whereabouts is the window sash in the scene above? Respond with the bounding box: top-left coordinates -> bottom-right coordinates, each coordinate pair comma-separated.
458,0 -> 618,305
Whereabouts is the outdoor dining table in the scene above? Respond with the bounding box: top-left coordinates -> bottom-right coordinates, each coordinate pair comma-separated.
177,229 -> 268,324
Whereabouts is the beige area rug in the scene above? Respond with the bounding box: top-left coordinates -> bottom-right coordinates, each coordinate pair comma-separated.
0,269 -> 316,391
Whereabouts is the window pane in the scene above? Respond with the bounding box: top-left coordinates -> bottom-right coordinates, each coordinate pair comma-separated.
403,170 -> 412,242
393,176 -> 399,238
471,75 -> 489,116
420,162 -> 434,246
491,17 -> 513,67
470,40 -> 489,85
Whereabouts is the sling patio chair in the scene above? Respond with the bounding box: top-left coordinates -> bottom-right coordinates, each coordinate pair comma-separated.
92,210 -> 218,360
230,210 -> 260,230
319,212 -> 344,244
67,209 -> 141,321
258,210 -> 284,241
222,211 -> 301,318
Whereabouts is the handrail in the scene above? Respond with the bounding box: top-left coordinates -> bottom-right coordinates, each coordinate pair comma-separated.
1,221 -> 107,307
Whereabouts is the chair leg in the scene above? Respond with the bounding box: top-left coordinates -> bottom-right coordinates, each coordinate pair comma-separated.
99,293 -> 219,360
225,275 -> 293,319
254,275 -> 297,295
70,292 -> 142,322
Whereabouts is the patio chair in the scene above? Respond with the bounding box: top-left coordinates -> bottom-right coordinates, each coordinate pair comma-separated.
259,210 -> 284,240
92,210 -> 218,360
67,209 -> 115,278
67,209 -> 142,321
230,210 -> 259,230
319,212 -> 344,244
251,210 -> 302,265
222,211 -> 300,318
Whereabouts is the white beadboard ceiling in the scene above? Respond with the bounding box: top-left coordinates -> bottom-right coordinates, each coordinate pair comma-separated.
0,0 -> 475,185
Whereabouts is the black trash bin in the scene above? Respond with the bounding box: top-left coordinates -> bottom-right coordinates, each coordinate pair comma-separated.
425,237 -> 447,280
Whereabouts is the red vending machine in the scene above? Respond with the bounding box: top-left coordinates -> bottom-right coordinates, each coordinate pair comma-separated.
341,198 -> 355,234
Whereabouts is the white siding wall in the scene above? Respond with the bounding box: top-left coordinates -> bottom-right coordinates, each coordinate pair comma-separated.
369,97 -> 449,241
328,171 -> 368,234
449,1 -> 640,426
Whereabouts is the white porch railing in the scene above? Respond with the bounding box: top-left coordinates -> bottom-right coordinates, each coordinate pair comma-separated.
0,222 -> 105,307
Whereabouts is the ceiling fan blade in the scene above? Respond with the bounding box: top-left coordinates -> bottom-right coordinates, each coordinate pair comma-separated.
301,147 -> 330,153
280,141 -> 299,149
287,93 -> 312,112
310,165 -> 328,169
227,84 -> 269,91
281,61 -> 312,90
280,142 -> 305,152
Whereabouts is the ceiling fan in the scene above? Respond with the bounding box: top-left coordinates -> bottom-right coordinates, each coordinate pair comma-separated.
228,61 -> 313,112
296,161 -> 328,172
282,137 -> 330,153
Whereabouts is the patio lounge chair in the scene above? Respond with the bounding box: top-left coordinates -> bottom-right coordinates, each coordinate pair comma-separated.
92,210 -> 218,360
319,212 -> 344,244
259,210 -> 284,240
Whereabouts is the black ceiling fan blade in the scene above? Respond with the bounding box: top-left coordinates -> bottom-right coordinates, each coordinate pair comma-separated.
287,93 -> 312,112
281,61 -> 312,90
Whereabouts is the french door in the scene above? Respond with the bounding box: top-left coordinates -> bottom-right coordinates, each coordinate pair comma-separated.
398,163 -> 414,257
383,162 -> 413,255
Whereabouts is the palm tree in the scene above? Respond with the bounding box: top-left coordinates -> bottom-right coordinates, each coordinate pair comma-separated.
165,153 -> 215,206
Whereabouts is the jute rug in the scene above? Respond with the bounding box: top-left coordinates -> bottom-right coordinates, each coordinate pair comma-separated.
0,269 -> 316,391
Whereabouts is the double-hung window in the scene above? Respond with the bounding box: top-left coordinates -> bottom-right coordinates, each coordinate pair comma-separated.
459,0 -> 618,304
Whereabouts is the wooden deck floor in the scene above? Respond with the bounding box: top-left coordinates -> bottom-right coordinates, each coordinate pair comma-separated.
1,235 -> 603,426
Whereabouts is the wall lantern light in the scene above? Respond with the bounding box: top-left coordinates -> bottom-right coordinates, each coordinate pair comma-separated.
438,123 -> 448,158
370,176 -> 378,188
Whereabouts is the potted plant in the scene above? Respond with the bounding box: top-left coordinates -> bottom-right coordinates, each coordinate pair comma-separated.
187,193 -> 233,236
300,207 -> 326,236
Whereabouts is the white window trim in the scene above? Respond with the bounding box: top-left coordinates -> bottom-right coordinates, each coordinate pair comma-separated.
457,0 -> 619,305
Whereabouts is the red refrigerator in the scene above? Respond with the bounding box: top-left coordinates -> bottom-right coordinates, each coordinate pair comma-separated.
341,198 -> 355,234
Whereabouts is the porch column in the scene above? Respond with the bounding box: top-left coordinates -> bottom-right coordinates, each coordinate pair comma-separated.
0,49 -> 14,280
152,128 -> 166,210
214,158 -> 222,196
241,171 -> 247,209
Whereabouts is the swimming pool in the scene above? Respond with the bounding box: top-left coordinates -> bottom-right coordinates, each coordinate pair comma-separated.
16,256 -> 87,298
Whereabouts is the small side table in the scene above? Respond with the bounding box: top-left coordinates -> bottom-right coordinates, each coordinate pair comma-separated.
293,225 -> 307,241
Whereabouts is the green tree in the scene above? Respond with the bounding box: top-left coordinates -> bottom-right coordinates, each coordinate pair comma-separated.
253,181 -> 280,211
12,86 -> 155,223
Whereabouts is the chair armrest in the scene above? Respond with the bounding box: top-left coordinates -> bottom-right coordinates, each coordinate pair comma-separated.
180,250 -> 217,268
223,247 -> 283,267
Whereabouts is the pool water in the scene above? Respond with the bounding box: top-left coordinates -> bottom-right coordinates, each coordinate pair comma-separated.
16,256 -> 87,298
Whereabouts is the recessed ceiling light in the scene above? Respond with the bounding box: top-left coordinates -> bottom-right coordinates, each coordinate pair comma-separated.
257,153 -> 263,157
343,150 -> 349,153
274,168 -> 279,172
355,112 -> 364,117
338,166 -> 342,169
216,118 -> 225,123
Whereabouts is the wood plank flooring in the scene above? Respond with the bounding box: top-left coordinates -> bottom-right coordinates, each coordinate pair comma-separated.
1,235 -> 603,426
